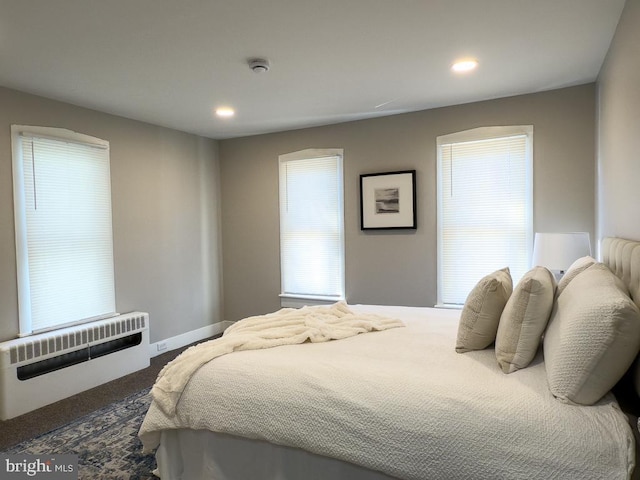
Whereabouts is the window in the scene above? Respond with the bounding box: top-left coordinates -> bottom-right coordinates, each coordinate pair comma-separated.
12,126 -> 116,336
437,126 -> 533,307
278,149 -> 345,307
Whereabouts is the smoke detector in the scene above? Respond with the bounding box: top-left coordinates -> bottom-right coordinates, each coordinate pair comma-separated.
249,58 -> 270,73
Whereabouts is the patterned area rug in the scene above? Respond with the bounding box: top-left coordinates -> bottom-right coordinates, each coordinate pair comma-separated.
5,388 -> 156,479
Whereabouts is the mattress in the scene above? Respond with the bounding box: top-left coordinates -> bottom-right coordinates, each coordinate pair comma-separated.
139,305 -> 635,480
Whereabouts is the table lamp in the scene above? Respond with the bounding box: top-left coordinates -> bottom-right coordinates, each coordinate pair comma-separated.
531,232 -> 592,279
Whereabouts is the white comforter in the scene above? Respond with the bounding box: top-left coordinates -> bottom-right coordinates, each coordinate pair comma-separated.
151,302 -> 404,416
139,305 -> 635,480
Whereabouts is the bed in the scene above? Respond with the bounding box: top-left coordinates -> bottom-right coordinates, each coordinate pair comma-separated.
139,236 -> 640,480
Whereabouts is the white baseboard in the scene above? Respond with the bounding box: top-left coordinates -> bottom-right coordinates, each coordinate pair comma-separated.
149,321 -> 233,358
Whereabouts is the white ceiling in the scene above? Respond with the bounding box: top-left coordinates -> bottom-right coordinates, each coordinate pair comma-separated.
0,1 -> 626,140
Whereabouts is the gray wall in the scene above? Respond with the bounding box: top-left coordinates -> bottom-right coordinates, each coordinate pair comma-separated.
0,87 -> 223,343
597,0 -> 640,245
220,85 -> 596,322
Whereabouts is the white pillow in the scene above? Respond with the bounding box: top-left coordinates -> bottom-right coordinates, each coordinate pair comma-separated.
556,255 -> 596,296
456,268 -> 512,353
544,263 -> 640,405
495,267 -> 556,373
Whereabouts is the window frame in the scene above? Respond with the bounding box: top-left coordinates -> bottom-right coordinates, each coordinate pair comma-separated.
278,148 -> 345,308
436,125 -> 534,307
11,125 -> 116,336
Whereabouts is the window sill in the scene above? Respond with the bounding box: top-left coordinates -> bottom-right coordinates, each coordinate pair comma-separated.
433,303 -> 463,310
279,294 -> 345,309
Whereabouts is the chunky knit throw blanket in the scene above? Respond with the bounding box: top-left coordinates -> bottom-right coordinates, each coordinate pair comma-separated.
151,302 -> 404,415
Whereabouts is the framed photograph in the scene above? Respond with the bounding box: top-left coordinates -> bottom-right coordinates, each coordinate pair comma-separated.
360,170 -> 416,230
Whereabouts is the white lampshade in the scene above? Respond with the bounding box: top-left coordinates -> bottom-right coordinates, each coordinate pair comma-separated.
531,232 -> 592,273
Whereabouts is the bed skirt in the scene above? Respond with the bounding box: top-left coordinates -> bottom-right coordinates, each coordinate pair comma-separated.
156,429 -> 398,480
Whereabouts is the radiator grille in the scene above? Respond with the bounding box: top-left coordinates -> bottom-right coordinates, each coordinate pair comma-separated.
5,313 -> 147,366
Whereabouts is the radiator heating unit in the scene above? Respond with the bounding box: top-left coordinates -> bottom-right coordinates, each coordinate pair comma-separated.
0,312 -> 150,420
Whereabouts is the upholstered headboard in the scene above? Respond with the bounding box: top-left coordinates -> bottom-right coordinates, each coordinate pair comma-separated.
601,237 -> 640,397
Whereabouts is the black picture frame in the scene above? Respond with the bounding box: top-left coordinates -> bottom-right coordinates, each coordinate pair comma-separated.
360,170 -> 417,230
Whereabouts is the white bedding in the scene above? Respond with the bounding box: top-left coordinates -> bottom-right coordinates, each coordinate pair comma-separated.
139,305 -> 635,480
151,302 -> 404,416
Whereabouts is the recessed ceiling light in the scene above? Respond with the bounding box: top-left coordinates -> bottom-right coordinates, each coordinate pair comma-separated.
215,107 -> 235,118
451,59 -> 479,73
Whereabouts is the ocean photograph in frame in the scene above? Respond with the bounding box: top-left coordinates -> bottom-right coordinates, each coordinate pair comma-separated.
360,170 -> 416,230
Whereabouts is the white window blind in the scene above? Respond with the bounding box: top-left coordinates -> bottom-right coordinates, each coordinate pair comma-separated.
279,150 -> 345,302
437,126 -> 533,306
12,126 -> 116,335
